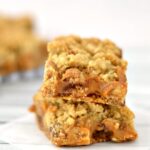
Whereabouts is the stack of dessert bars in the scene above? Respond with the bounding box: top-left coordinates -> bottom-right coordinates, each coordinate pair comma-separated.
32,35 -> 137,146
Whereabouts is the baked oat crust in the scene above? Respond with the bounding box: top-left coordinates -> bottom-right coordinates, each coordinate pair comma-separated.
41,35 -> 127,105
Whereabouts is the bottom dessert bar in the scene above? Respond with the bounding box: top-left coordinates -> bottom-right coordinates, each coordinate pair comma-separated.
31,92 -> 137,146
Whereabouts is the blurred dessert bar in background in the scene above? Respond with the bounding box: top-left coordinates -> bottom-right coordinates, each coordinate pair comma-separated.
0,15 -> 47,76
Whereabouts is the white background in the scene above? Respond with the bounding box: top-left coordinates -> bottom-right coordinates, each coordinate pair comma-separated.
0,0 -> 150,47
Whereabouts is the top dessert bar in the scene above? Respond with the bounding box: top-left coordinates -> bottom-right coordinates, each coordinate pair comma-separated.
41,35 -> 127,105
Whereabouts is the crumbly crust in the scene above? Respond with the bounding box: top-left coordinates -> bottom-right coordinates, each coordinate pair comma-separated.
41,35 -> 127,105
33,92 -> 137,146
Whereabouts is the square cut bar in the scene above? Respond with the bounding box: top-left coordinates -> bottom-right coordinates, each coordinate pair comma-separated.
32,92 -> 137,146
41,36 -> 127,105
